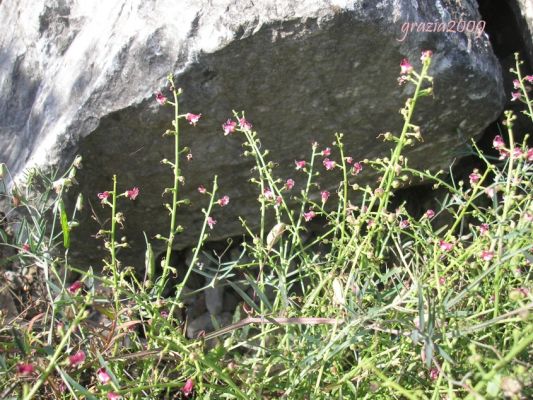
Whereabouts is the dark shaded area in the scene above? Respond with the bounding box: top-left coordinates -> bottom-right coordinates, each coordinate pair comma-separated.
394,0 -> 533,221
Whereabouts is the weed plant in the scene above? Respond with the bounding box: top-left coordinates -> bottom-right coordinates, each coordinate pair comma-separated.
0,52 -> 531,399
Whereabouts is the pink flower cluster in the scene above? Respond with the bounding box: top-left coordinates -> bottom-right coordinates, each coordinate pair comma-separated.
125,187 -> 139,200
492,135 -> 533,162
511,75 -> 533,101
69,350 -> 86,367
398,50 -> 433,85
185,113 -> 201,126
221,116 -> 252,135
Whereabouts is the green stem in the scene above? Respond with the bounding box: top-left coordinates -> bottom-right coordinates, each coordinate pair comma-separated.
110,175 -> 119,314
159,81 -> 181,297
493,112 -> 516,318
467,325 -> 533,399
340,57 -> 432,262
23,305 -> 87,400
169,176 -> 218,318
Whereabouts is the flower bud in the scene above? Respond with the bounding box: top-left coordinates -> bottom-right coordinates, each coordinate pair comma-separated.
0,163 -> 7,179
75,193 -> 84,211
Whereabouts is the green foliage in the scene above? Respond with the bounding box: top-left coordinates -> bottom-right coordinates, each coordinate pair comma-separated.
0,52 -> 531,399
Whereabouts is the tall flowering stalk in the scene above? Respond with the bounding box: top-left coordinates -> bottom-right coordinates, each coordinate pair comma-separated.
154,76 -> 212,303
340,51 -> 434,267
158,76 -> 181,296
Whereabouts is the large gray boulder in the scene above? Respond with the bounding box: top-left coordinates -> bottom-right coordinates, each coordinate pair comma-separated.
0,0 -> 505,269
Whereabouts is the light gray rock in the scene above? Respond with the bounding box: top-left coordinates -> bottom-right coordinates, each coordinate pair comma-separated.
0,0 -> 505,271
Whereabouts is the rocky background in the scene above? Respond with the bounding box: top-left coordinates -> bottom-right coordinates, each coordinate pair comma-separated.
1,0 -> 532,331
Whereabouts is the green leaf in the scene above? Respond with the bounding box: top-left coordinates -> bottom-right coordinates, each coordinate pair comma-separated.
227,281 -> 262,315
59,367 -> 99,400
11,328 -> 28,356
436,344 -> 454,364
424,340 -> 434,369
59,200 -> 70,249
417,284 -> 425,333
143,232 -> 155,282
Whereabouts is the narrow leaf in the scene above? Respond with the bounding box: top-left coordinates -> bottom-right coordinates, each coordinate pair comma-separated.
143,232 -> 155,282
59,200 -> 70,249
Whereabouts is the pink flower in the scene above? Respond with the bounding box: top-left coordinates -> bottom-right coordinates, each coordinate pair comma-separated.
125,187 -> 139,200
17,363 -> 34,375
425,209 -> 435,219
238,117 -> 252,131
345,156 -> 353,164
107,393 -> 122,400
499,149 -> 509,160
511,91 -> 521,101
198,185 -> 206,194
524,212 -> 533,222
185,113 -> 201,126
263,188 -> 274,200
285,179 -> 295,190
479,223 -> 489,235
275,196 -> 283,206
303,210 -> 316,222
218,195 -> 230,207
399,219 -> 410,229
323,158 -> 336,170
186,153 -> 193,161
97,367 -> 111,384
155,92 -> 167,105
21,243 -> 31,252
421,50 -> 433,62
525,75 -> 533,83
469,170 -> 481,186
295,160 -> 306,170
68,350 -> 86,367
439,240 -> 453,252
321,147 -> 331,156
182,379 -> 194,398
527,148 -> 533,162
222,119 -> 237,135
485,186 -> 495,199
512,147 -> 524,158
97,191 -> 110,201
400,58 -> 413,74
321,191 -> 330,203
492,135 -> 505,150
429,367 -> 440,381
513,79 -> 521,89
480,250 -> 494,261
207,217 -> 216,230
68,281 -> 83,294
438,276 -> 446,286
160,310 -> 169,318
397,75 -> 409,86
352,162 -> 363,175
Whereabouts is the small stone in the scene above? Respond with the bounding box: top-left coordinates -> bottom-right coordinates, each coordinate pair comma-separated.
205,284 -> 224,315
223,291 -> 239,312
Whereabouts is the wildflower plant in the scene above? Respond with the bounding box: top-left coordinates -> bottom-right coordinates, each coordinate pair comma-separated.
0,52 -> 531,399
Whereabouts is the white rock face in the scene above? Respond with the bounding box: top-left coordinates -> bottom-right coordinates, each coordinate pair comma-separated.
0,0 -> 505,269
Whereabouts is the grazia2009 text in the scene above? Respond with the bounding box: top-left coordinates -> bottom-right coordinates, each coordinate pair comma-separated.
397,20 -> 486,42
